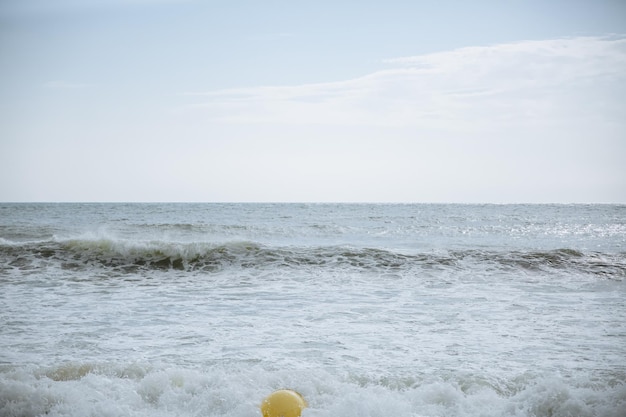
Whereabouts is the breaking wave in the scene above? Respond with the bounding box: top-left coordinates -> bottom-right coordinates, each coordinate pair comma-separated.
1,363 -> 625,417
1,237 -> 624,278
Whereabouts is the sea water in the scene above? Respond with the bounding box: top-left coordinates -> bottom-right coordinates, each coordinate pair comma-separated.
1,203 -> 625,417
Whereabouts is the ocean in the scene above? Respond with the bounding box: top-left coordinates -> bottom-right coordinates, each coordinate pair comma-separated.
1,203 -> 625,417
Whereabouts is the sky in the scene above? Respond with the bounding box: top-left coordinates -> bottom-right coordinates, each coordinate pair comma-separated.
1,0 -> 625,203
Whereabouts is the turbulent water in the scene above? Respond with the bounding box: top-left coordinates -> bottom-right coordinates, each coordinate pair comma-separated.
1,203 -> 625,417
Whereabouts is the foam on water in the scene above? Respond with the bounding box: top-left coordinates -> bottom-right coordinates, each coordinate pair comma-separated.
1,204 -> 625,416
2,236 -> 624,278
2,363 -> 626,417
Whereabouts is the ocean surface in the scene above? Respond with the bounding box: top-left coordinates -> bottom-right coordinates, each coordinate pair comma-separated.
1,203 -> 625,417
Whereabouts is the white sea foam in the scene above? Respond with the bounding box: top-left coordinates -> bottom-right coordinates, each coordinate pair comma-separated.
1,364 -> 625,417
1,203 -> 625,416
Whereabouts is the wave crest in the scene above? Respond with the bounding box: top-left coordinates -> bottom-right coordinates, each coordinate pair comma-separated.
1,238 -> 624,278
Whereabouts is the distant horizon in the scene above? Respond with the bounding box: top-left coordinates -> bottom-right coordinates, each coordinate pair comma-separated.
2,200 -> 624,205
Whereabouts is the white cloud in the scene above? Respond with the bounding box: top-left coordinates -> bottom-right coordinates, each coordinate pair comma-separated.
166,36 -> 626,203
5,36 -> 624,203
186,36 -> 626,131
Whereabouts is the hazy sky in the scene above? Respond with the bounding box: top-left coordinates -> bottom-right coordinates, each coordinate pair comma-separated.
1,0 -> 625,203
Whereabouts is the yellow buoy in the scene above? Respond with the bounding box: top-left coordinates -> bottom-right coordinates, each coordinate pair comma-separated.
260,389 -> 307,417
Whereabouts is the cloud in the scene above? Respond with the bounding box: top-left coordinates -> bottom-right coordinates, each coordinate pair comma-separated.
185,36 -> 626,130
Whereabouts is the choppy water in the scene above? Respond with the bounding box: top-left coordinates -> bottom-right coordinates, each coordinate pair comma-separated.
1,203 -> 625,417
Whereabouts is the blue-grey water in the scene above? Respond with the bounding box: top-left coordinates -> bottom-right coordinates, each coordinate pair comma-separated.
1,203 -> 625,417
